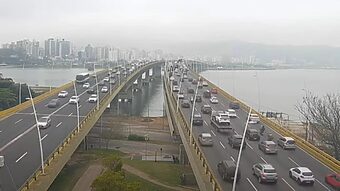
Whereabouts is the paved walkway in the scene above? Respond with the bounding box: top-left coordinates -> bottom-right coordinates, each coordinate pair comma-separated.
72,164 -> 104,191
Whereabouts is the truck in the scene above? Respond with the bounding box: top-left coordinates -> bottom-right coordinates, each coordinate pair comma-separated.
210,111 -> 232,133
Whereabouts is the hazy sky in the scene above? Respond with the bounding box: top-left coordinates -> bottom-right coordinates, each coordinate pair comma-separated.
1,0 -> 340,48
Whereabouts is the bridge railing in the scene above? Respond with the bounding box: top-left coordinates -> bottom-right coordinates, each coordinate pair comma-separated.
193,71 -> 340,173
163,74 -> 222,191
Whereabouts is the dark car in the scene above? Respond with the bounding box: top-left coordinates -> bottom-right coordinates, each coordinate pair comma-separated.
192,114 -> 203,126
98,81 -> 105,86
217,160 -> 241,182
188,78 -> 193,82
246,129 -> 260,141
203,90 -> 211,98
201,105 -> 212,114
173,80 -> 178,85
192,79 -> 198,85
181,100 -> 190,108
190,95 -> 202,103
87,88 -> 96,94
229,101 -> 240,109
211,88 -> 218,94
187,88 -> 194,94
47,99 -> 60,108
228,134 -> 246,149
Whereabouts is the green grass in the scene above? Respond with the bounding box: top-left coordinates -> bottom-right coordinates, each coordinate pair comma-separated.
123,159 -> 192,187
125,172 -> 175,191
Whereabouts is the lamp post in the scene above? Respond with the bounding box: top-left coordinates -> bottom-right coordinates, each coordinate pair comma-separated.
232,108 -> 252,191
94,64 -> 99,110
176,79 -> 182,112
27,85 -> 45,174
189,82 -> 200,144
73,81 -> 80,132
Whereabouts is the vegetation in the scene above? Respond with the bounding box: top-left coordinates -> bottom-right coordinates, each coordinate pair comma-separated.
297,92 -> 340,159
128,134 -> 146,141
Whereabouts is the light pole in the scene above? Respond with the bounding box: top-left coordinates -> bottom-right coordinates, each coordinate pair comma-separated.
94,64 -> 99,110
190,82 -> 200,144
109,72 -> 112,95
176,79 -> 182,112
73,81 -> 80,132
27,85 -> 45,174
232,108 -> 252,191
18,83 -> 22,105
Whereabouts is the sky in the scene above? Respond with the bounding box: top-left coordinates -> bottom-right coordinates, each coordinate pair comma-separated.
1,0 -> 340,49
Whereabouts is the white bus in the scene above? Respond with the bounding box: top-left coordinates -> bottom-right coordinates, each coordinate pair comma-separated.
76,73 -> 90,83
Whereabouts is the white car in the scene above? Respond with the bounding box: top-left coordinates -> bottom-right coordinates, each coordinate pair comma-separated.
58,91 -> 68,98
82,83 -> 90,88
202,81 -> 208,86
37,116 -> 51,129
104,77 -> 109,82
169,76 -> 175,81
227,109 -> 237,118
289,167 -> 315,185
177,92 -> 184,99
278,137 -> 296,150
210,96 -> 219,104
173,85 -> 180,92
69,96 -> 79,104
88,94 -> 98,103
249,113 -> 260,124
101,86 -> 108,93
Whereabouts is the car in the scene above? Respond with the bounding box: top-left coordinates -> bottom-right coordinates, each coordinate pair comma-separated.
187,88 -> 194,94
172,80 -> 178,85
98,81 -> 105,86
188,78 -> 193,82
192,79 -> 198,85
173,85 -> 180,92
169,76 -> 175,81
0,155 -> 4,168
217,160 -> 241,182
47,99 -> 60,108
101,86 -> 108,93
202,81 -> 208,86
190,95 -> 202,103
87,88 -> 96,94
203,90 -> 211,98
227,109 -> 237,118
104,77 -> 109,82
177,92 -> 184,99
58,91 -> 68,98
289,167 -> 315,185
201,105 -> 212,114
198,133 -> 213,146
211,88 -> 218,94
88,94 -> 98,103
82,82 -> 90,88
325,174 -> 340,190
252,163 -> 278,184
181,99 -> 190,108
258,141 -> 278,154
69,96 -> 79,104
183,75 -> 188,79
229,101 -> 240,109
277,137 -> 296,150
110,79 -> 116,84
210,96 -> 219,104
246,129 -> 260,141
198,83 -> 203,88
249,113 -> 260,124
37,116 -> 51,129
228,134 -> 246,149
192,114 -> 203,126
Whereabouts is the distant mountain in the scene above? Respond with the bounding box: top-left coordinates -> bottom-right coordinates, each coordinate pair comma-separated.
167,41 -> 340,67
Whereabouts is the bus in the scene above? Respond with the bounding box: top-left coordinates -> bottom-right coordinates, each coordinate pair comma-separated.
76,73 -> 90,83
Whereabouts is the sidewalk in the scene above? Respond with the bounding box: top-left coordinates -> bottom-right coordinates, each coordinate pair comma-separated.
72,164 -> 104,191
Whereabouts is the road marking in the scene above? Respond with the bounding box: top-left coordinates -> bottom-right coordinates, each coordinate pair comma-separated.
0,125 -> 35,152
315,179 -> 331,191
282,178 -> 296,191
41,134 -> 48,141
194,107 -> 198,112
246,142 -> 253,150
233,130 -> 239,135
260,157 -> 268,164
246,178 -> 258,191
15,152 -> 28,163
56,122 -> 62,128
210,130 -> 216,136
44,104 -> 48,107
219,141 -> 225,149
204,121 -> 208,126
79,105 -> 82,108
288,157 -> 300,166
230,156 -> 235,162
15,119 -> 23,124
220,102 -> 226,108
68,113 -> 73,116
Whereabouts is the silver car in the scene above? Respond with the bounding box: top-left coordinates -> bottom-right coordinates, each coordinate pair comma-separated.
258,141 -> 278,154
198,133 -> 213,146
277,137 -> 296,150
252,163 -> 278,184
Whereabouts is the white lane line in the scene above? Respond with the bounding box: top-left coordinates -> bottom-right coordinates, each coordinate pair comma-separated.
246,178 -> 258,191
260,157 -> 268,164
230,156 -> 235,162
281,178 -> 296,191
56,122 -> 62,128
41,134 -> 48,141
194,107 -> 198,112
15,119 -> 23,124
204,121 -> 208,126
219,141 -> 226,149
15,152 -> 28,163
246,142 -> 253,150
288,157 -> 300,166
79,105 -> 82,108
220,102 -> 226,108
68,113 -> 73,117
315,179 -> 331,191
210,130 -> 216,136
233,130 -> 239,135
0,125 -> 35,152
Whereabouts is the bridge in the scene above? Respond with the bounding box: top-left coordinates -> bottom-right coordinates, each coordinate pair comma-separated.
0,60 -> 339,191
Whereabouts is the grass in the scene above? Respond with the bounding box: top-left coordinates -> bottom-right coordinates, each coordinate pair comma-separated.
125,172 -> 175,191
123,159 -> 193,187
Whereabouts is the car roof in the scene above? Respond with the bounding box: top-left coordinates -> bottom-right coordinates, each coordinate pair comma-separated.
91,94 -> 97,96
203,105 -> 211,107
201,133 -> 212,137
248,129 -> 258,132
261,164 -> 275,169
264,141 -> 276,144
228,109 -> 235,112
233,134 -> 243,138
282,137 -> 294,141
194,114 -> 202,117
296,167 -> 312,172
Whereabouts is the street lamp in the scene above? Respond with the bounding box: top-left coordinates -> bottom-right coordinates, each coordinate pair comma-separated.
189,81 -> 200,144
27,85 -> 45,174
176,78 -> 183,112
73,81 -> 80,132
93,64 -> 100,110
232,108 -> 252,191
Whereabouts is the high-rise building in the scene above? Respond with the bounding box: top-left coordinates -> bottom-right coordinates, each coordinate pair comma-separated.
85,44 -> 94,61
45,38 -> 56,58
59,39 -> 71,58
32,41 -> 40,58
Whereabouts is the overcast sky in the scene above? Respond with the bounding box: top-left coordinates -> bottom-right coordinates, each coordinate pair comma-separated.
1,0 -> 340,49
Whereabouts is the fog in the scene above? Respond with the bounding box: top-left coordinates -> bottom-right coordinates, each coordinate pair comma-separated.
1,0 -> 340,49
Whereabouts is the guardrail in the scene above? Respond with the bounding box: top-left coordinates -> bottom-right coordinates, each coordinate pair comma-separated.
163,74 -> 223,191
22,63 -> 160,191
192,71 -> 340,173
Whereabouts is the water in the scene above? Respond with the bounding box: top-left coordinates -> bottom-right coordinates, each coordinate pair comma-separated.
201,69 -> 340,120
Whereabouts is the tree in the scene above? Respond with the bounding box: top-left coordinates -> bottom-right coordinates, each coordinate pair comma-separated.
296,92 -> 340,160
92,170 -> 140,191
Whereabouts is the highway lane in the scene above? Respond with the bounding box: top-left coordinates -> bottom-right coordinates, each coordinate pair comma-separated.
169,67 -> 334,191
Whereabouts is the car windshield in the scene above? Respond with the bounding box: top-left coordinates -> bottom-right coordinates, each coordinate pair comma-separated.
286,140 -> 295,144
264,169 -> 276,173
302,172 -> 313,176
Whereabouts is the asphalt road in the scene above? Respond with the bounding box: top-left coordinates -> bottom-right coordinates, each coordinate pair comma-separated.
0,63 -> 151,191
168,67 -> 335,191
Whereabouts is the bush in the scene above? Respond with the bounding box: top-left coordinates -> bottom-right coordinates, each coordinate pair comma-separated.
128,134 -> 146,141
